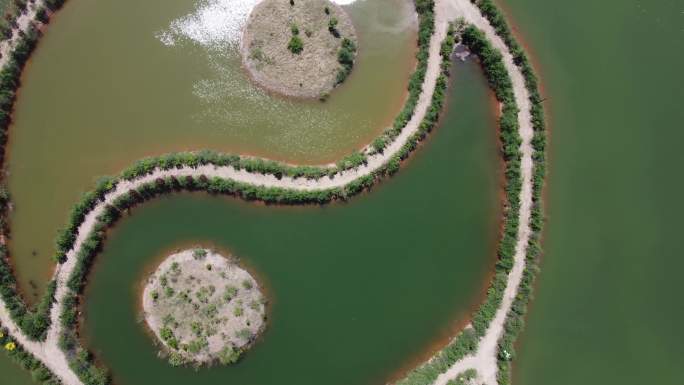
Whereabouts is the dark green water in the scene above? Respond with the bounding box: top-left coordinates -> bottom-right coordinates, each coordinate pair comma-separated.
0,352 -> 34,385
501,0 -> 683,384
81,59 -> 500,385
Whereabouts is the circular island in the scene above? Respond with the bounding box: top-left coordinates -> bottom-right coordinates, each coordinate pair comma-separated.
141,249 -> 267,367
241,0 -> 358,99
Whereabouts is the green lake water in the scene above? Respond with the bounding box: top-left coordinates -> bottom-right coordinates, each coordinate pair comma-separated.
80,59 -> 501,385
5,0 -> 418,298
500,0 -> 683,384
0,353 -> 34,385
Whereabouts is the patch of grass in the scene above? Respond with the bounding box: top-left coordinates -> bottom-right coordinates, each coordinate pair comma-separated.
446,369 -> 478,385
235,328 -> 252,340
328,17 -> 339,37
287,35 -> 304,54
192,248 -> 207,260
168,352 -> 185,367
224,286 -> 238,302
164,286 -> 174,298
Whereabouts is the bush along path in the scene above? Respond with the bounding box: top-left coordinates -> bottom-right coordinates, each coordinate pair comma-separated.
0,0 -> 547,384
397,0 -> 546,384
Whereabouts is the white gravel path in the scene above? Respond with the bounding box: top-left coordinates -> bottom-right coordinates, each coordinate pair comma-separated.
0,1 -> 537,384
428,0 -> 535,384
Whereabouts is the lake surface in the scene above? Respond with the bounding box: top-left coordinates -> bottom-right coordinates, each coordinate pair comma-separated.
81,59 -> 501,385
0,352 -> 34,385
501,0 -> 683,384
5,0 -> 418,297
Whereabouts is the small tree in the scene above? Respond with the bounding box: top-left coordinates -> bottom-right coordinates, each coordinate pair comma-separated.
288,36 -> 304,54
328,17 -> 339,37
192,248 -> 207,260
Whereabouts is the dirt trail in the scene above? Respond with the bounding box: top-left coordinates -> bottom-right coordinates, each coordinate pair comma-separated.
429,0 -> 535,384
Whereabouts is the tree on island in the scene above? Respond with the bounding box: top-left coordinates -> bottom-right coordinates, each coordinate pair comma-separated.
288,35 -> 304,54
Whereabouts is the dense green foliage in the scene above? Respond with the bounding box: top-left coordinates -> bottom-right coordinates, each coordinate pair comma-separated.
0,1 -> 548,384
335,37 -> 357,84
446,368 -> 477,385
287,36 -> 303,54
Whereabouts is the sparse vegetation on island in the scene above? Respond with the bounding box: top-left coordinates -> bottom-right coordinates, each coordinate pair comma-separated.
142,249 -> 266,367
241,0 -> 357,98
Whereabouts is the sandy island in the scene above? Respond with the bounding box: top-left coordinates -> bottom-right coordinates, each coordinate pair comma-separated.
241,0 -> 357,98
142,249 -> 266,366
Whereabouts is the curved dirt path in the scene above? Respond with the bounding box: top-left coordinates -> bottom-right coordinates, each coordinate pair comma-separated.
428,1 -> 535,384
0,1 -> 536,384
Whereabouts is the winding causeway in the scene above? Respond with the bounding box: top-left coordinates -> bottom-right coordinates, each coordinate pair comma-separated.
0,0 -> 544,384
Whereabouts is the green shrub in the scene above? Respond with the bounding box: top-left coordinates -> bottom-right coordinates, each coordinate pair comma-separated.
335,37 -> 357,84
168,352 -> 185,367
218,346 -> 241,365
287,35 -> 304,54
328,17 -> 339,37
192,248 -> 207,259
